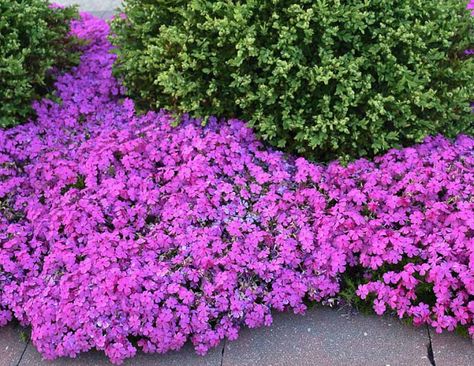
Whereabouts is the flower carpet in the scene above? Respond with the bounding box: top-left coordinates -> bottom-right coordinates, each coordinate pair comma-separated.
0,13 -> 473,365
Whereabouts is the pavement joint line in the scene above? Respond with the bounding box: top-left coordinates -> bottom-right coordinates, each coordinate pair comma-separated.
220,338 -> 227,366
16,337 -> 30,366
426,325 -> 436,366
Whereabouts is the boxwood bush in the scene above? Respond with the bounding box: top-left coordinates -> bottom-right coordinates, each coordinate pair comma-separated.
111,0 -> 474,161
0,0 -> 80,128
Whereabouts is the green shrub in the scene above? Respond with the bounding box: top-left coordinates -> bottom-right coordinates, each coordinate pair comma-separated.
0,0 -> 80,128
111,0 -> 474,161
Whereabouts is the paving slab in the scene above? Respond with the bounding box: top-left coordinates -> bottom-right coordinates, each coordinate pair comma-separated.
87,11 -> 107,19
430,328 -> 474,366
53,0 -> 121,12
223,307 -> 431,366
19,341 -> 223,366
4,308 -> 473,366
101,11 -> 116,19
0,323 -> 28,366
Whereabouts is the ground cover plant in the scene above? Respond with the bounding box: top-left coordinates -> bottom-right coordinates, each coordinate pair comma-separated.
111,0 -> 474,161
0,0 -> 80,128
0,13 -> 473,364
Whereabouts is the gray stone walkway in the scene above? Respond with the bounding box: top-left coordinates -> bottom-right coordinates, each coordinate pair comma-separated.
55,0 -> 121,18
1,306 -> 473,366
2,1 -> 472,365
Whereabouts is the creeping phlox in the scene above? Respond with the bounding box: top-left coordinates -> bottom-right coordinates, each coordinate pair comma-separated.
0,13 -> 473,365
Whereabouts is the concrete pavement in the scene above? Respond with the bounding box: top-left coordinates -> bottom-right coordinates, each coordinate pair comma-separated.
2,306 -> 473,366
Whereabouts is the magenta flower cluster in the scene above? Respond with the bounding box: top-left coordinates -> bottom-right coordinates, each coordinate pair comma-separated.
0,13 -> 473,365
